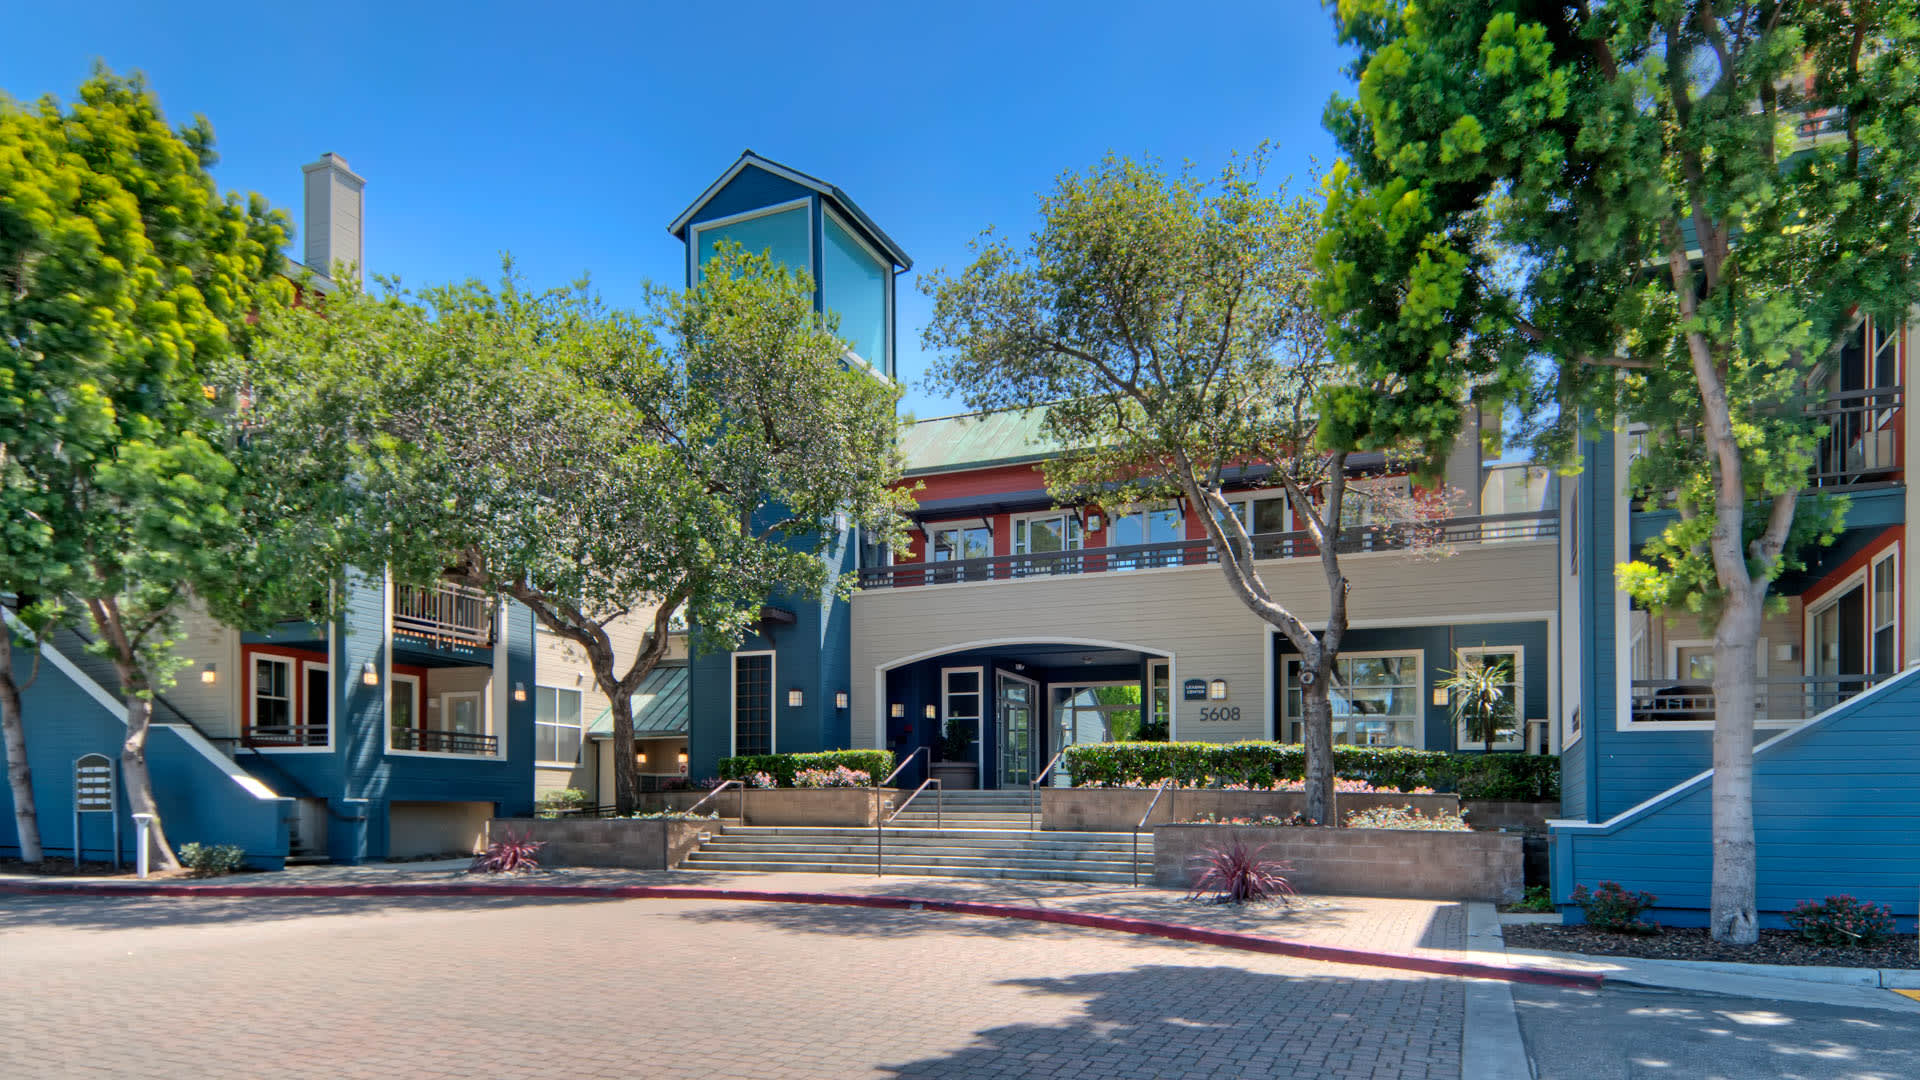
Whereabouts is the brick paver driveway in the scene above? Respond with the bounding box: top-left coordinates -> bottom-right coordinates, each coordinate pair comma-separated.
0,891 -> 1462,1079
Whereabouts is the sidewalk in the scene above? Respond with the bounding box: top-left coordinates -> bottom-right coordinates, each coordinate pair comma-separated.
1503,944 -> 1920,1012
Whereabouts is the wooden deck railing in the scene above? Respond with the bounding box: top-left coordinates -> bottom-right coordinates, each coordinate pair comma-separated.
393,582 -> 495,647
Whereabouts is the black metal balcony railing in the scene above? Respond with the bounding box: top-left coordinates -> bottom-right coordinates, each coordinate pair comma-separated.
1809,387 -> 1903,487
392,728 -> 500,755
242,724 -> 329,748
393,582 -> 495,647
860,510 -> 1558,589
1629,673 -> 1890,724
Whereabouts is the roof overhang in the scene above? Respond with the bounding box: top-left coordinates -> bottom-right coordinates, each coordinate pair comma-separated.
665,151 -> 912,270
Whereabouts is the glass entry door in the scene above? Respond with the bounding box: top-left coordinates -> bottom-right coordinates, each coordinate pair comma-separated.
997,672 -> 1036,787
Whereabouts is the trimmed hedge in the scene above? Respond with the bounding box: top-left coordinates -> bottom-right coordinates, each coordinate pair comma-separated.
1062,741 -> 1559,801
718,749 -> 896,788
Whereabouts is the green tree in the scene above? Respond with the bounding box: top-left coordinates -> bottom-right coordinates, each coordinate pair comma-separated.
923,152 -> 1437,826
1319,2 -> 1920,941
0,70 -> 299,870
251,248 -> 912,814
1440,655 -> 1515,755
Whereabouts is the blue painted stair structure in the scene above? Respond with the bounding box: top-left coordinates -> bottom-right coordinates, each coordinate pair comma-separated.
0,633 -> 294,868
1551,666 -> 1920,930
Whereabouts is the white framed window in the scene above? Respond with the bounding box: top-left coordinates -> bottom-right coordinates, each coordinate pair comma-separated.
1283,650 -> 1423,748
1452,647 -> 1524,751
1110,504 -> 1183,569
942,666 -> 984,762
535,686 -> 584,765
300,661 -> 331,747
1148,659 -> 1171,739
442,691 -> 484,736
1873,548 -> 1899,674
930,523 -> 992,562
1216,492 -> 1293,559
1011,510 -> 1083,576
731,650 -> 775,757
251,655 -> 294,736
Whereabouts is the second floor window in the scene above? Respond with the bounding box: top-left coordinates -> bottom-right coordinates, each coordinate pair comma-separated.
535,686 -> 583,764
931,525 -> 992,563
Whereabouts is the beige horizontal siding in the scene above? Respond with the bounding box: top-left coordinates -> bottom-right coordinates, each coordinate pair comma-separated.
850,540 -> 1557,749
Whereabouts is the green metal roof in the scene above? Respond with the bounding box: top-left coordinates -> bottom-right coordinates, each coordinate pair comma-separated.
585,664 -> 688,738
898,407 -> 1069,474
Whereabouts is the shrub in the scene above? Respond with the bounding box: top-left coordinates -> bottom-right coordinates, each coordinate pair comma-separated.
470,830 -> 545,874
1508,885 -> 1555,914
1344,805 -> 1472,831
535,787 -> 593,818
178,842 -> 247,877
628,809 -> 720,821
1786,895 -> 1896,948
1187,840 -> 1298,905
793,765 -> 871,788
747,771 -> 777,789
1183,811 -> 1317,827
1571,881 -> 1660,934
719,749 -> 895,787
1061,741 -> 1559,800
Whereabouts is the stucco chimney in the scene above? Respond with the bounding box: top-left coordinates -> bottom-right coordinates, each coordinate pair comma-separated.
301,152 -> 365,282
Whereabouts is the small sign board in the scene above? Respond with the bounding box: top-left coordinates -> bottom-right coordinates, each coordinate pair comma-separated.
74,754 -> 115,812
1182,679 -> 1208,701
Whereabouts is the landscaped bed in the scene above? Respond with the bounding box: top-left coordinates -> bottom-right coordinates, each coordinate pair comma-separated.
1503,922 -> 1920,969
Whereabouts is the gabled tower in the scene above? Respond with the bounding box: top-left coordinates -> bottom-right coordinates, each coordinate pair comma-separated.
670,153 -> 910,778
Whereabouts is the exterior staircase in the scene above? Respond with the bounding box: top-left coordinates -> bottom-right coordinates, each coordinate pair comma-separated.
679,790 -> 1154,884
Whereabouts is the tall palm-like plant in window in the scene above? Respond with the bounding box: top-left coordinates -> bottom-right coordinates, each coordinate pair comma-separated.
1442,657 -> 1514,756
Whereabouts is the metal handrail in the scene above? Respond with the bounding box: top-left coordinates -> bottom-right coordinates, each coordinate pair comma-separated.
1132,776 -> 1176,887
1028,748 -> 1071,831
877,778 -> 943,877
687,780 -> 744,820
880,745 -> 930,789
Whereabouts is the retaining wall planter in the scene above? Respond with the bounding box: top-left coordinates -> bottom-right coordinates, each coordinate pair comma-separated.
1461,800 -> 1561,834
491,817 -> 711,870
1042,788 -> 1461,832
1152,823 -> 1523,903
629,787 -> 895,826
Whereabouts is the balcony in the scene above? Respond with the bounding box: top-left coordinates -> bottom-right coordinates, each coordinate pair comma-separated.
1630,674 -> 1890,724
859,511 -> 1557,590
1809,387 -> 1902,488
242,724 -> 328,748
392,728 -> 500,755
393,582 -> 495,648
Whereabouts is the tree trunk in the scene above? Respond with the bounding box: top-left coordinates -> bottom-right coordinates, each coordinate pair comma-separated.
0,637 -> 43,864
1709,589 -> 1762,944
1299,655 -> 1336,826
609,684 -> 638,817
118,692 -> 180,871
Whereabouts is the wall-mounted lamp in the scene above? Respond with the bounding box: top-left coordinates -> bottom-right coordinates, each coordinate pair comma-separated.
361,661 -> 380,687
637,750 -> 648,765
787,688 -> 804,708
835,691 -> 850,709
1087,513 -> 1103,531
1207,678 -> 1228,700
924,704 -> 938,720
890,703 -> 905,718
678,751 -> 689,766
1431,687 -> 1450,707
513,681 -> 527,702
200,663 -> 218,686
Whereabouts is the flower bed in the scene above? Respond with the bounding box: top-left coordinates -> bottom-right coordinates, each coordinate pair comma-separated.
1502,923 -> 1920,969
1041,786 -> 1461,832
718,750 -> 894,788
1152,823 -> 1522,902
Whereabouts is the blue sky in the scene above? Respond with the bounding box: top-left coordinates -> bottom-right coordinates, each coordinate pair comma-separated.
6,1 -> 1355,417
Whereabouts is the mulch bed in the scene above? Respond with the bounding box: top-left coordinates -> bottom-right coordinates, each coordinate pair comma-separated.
1504,922 -> 1920,969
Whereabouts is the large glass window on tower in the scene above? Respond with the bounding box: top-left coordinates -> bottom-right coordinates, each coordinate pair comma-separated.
696,204 -> 811,280
822,212 -> 889,375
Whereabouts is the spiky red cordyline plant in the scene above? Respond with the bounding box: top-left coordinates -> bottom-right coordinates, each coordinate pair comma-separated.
470,830 -> 546,874
1187,840 -> 1297,906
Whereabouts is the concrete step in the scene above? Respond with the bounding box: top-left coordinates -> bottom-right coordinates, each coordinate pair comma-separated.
696,843 -> 1151,863
685,851 -> 1148,872
701,836 -> 1151,856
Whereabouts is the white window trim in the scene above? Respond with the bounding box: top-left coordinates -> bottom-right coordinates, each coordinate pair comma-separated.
248,654 -> 326,753
941,665 -> 986,777
1872,547 -> 1900,669
1009,508 -> 1084,554
927,520 -> 994,561
1281,648 -> 1425,750
1148,658 -> 1172,733
994,669 -> 1041,784
821,203 -> 894,379
1452,646 -> 1525,751
730,650 -> 777,758
689,197 -> 814,284
1804,566 -> 1869,680
386,672 -> 421,751
533,684 -> 585,767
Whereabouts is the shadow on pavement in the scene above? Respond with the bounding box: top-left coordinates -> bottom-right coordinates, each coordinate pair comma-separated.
877,964 -> 1462,1079
0,890 -> 624,933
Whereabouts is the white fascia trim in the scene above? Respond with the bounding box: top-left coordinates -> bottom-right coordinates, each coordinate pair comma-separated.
687,197 -> 813,284
1552,663 -> 1920,834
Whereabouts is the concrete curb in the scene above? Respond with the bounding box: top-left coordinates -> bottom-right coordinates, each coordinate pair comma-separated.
0,880 -> 1601,989
1505,946 -> 1920,992
1462,901 -> 1535,1080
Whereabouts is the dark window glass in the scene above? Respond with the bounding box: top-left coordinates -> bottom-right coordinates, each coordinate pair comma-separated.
734,654 -> 773,756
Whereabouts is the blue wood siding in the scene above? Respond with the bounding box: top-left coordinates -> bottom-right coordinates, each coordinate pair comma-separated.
0,641 -> 294,868
1553,667 -> 1920,929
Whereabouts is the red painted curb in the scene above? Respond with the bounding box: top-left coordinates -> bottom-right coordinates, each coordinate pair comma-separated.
0,880 -> 1602,989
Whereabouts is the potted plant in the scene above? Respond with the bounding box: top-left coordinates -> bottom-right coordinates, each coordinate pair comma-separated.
930,717 -> 978,790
